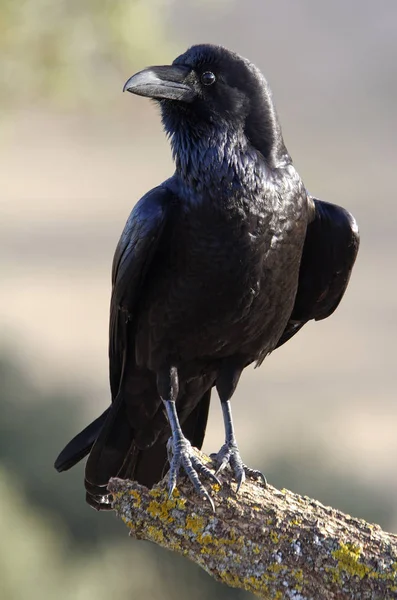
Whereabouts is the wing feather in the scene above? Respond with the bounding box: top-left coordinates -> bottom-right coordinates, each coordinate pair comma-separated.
276,196 -> 359,348
109,185 -> 173,398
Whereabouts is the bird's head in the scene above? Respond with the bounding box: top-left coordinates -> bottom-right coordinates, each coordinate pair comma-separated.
124,44 -> 288,167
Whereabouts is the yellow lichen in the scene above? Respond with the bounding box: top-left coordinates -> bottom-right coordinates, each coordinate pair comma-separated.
294,568 -> 303,583
292,568 -> 304,592
200,543 -> 227,557
128,489 -> 141,506
325,566 -> 341,584
186,514 -> 206,534
197,532 -> 213,545
329,542 -> 371,582
146,525 -> 165,544
221,570 -> 240,588
266,562 -> 284,575
120,514 -> 133,529
242,575 -> 261,591
269,530 -> 279,544
217,534 -> 243,548
147,487 -> 187,513
148,487 -> 163,499
242,575 -> 271,595
147,499 -> 173,522
261,572 -> 271,584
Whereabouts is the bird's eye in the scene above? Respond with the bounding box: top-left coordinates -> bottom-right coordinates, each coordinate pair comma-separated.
200,71 -> 216,86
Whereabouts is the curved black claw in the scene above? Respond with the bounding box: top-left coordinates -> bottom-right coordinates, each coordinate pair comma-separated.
166,437 -> 220,511
212,441 -> 267,492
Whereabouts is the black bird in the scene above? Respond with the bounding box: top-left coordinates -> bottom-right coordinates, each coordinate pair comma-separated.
55,44 -> 359,510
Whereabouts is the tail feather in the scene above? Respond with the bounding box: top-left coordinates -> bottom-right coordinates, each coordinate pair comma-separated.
85,392 -> 134,489
54,407 -> 110,472
55,386 -> 212,510
84,388 -> 212,509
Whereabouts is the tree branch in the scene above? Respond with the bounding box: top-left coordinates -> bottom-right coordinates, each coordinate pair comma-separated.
108,450 -> 397,599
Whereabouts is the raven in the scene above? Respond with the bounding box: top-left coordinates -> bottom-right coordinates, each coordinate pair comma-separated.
55,44 -> 359,510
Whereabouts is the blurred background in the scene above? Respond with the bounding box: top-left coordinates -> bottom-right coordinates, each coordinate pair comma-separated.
1,0 -> 396,598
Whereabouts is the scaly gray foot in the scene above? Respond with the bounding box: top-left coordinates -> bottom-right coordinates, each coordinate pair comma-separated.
212,441 -> 267,492
166,437 -> 220,510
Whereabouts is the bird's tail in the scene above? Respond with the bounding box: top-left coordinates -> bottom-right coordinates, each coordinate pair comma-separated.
84,388 -> 212,510
54,407 -> 110,472
55,389 -> 211,511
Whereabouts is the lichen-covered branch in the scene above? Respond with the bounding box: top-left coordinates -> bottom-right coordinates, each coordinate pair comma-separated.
108,450 -> 397,600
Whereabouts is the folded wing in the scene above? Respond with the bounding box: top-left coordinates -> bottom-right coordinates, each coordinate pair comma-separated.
108,185 -> 172,399
55,187 -> 171,491
277,196 -> 360,348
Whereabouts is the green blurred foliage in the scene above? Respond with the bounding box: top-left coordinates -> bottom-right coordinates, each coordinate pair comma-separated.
0,0 -> 175,107
0,354 -> 125,544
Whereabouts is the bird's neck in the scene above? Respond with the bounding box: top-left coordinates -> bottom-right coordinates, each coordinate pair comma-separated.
169,123 -> 268,199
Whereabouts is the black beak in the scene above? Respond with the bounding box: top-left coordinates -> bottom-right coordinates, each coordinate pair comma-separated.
123,65 -> 195,102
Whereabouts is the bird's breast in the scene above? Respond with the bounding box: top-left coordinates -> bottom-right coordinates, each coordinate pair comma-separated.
138,178 -> 308,369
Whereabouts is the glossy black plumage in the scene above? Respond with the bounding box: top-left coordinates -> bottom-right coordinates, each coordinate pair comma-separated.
54,44 -> 359,509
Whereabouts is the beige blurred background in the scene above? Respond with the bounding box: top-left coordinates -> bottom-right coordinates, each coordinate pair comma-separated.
1,1 -> 396,598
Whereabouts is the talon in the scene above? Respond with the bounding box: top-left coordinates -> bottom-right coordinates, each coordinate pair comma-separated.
214,446 -> 232,476
193,457 -> 222,486
210,472 -> 222,486
168,473 -> 177,498
166,436 -> 217,507
212,441 -> 266,492
203,490 -> 216,512
236,470 -> 246,493
243,464 -> 267,487
215,457 -> 229,476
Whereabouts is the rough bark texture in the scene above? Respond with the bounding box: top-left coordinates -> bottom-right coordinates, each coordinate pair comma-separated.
108,450 -> 397,599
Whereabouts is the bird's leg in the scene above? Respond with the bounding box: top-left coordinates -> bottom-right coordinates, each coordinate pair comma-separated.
158,367 -> 219,509
212,362 -> 266,490
213,399 -> 267,492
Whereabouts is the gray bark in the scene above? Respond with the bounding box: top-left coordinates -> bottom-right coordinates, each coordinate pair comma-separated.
108,450 -> 397,599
